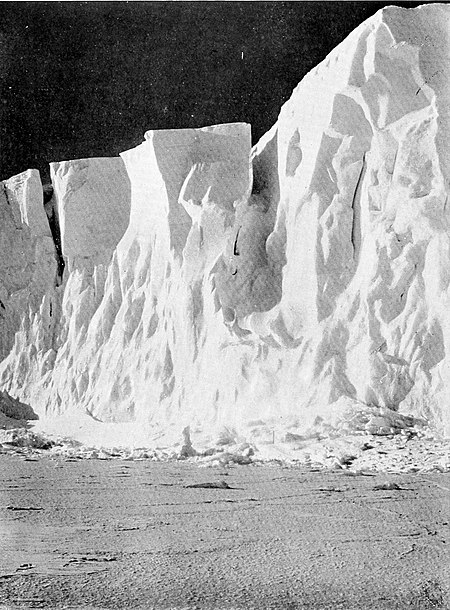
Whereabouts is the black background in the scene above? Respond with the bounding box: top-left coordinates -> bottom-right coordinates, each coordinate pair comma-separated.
0,1 -> 428,182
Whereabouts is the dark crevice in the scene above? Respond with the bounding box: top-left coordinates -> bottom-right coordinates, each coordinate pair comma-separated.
43,184 -> 65,284
233,228 -> 241,256
350,153 -> 366,261
390,148 -> 398,175
2,184 -> 11,206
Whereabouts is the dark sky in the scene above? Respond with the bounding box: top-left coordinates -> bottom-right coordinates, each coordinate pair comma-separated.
0,1 -> 428,182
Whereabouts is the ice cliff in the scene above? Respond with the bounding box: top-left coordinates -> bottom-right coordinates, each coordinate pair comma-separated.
1,4 -> 450,449
0,170 -> 56,362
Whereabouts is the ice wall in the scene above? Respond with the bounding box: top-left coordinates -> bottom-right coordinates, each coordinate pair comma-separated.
51,157 -> 131,271
0,170 -> 56,362
0,158 -> 131,413
1,4 -> 450,445
237,3 -> 450,436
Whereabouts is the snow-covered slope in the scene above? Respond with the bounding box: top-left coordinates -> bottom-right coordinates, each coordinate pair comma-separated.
1,4 -> 450,452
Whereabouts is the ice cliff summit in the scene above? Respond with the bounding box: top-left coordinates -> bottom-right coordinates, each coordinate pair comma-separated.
1,4 -> 450,453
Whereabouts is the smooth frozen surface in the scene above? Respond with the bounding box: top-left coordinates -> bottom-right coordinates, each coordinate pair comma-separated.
1,454 -> 449,609
1,5 -> 450,461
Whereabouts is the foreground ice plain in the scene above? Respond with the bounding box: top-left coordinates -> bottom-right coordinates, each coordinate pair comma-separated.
1,5 -> 450,465
1,454 -> 449,609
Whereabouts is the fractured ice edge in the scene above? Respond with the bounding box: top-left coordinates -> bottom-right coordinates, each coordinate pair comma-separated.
0,5 -> 449,470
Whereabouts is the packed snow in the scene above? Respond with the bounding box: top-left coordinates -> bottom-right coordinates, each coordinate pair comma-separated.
0,4 -> 450,471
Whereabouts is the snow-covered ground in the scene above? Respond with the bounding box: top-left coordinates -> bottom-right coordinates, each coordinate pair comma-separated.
1,453 -> 449,609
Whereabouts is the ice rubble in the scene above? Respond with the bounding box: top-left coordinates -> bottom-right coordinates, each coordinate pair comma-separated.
0,5 -> 450,467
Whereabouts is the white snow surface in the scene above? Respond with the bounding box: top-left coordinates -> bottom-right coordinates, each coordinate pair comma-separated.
1,4 -> 450,463
51,157 -> 131,271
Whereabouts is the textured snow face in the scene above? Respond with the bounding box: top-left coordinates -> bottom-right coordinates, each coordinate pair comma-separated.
1,5 -> 450,449
0,170 -> 56,361
262,4 -> 450,436
51,158 -> 131,271
245,4 -> 450,438
4,169 -> 52,238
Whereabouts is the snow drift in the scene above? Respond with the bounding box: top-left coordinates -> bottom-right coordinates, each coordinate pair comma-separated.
1,4 -> 450,451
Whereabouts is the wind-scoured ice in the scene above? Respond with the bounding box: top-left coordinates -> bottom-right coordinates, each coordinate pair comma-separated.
0,5 -> 449,468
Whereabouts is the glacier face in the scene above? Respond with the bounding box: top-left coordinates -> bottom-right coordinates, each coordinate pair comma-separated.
0,170 -> 56,363
1,4 -> 450,446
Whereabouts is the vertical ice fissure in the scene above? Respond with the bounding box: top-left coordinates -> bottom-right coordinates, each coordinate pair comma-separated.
350,153 -> 366,261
